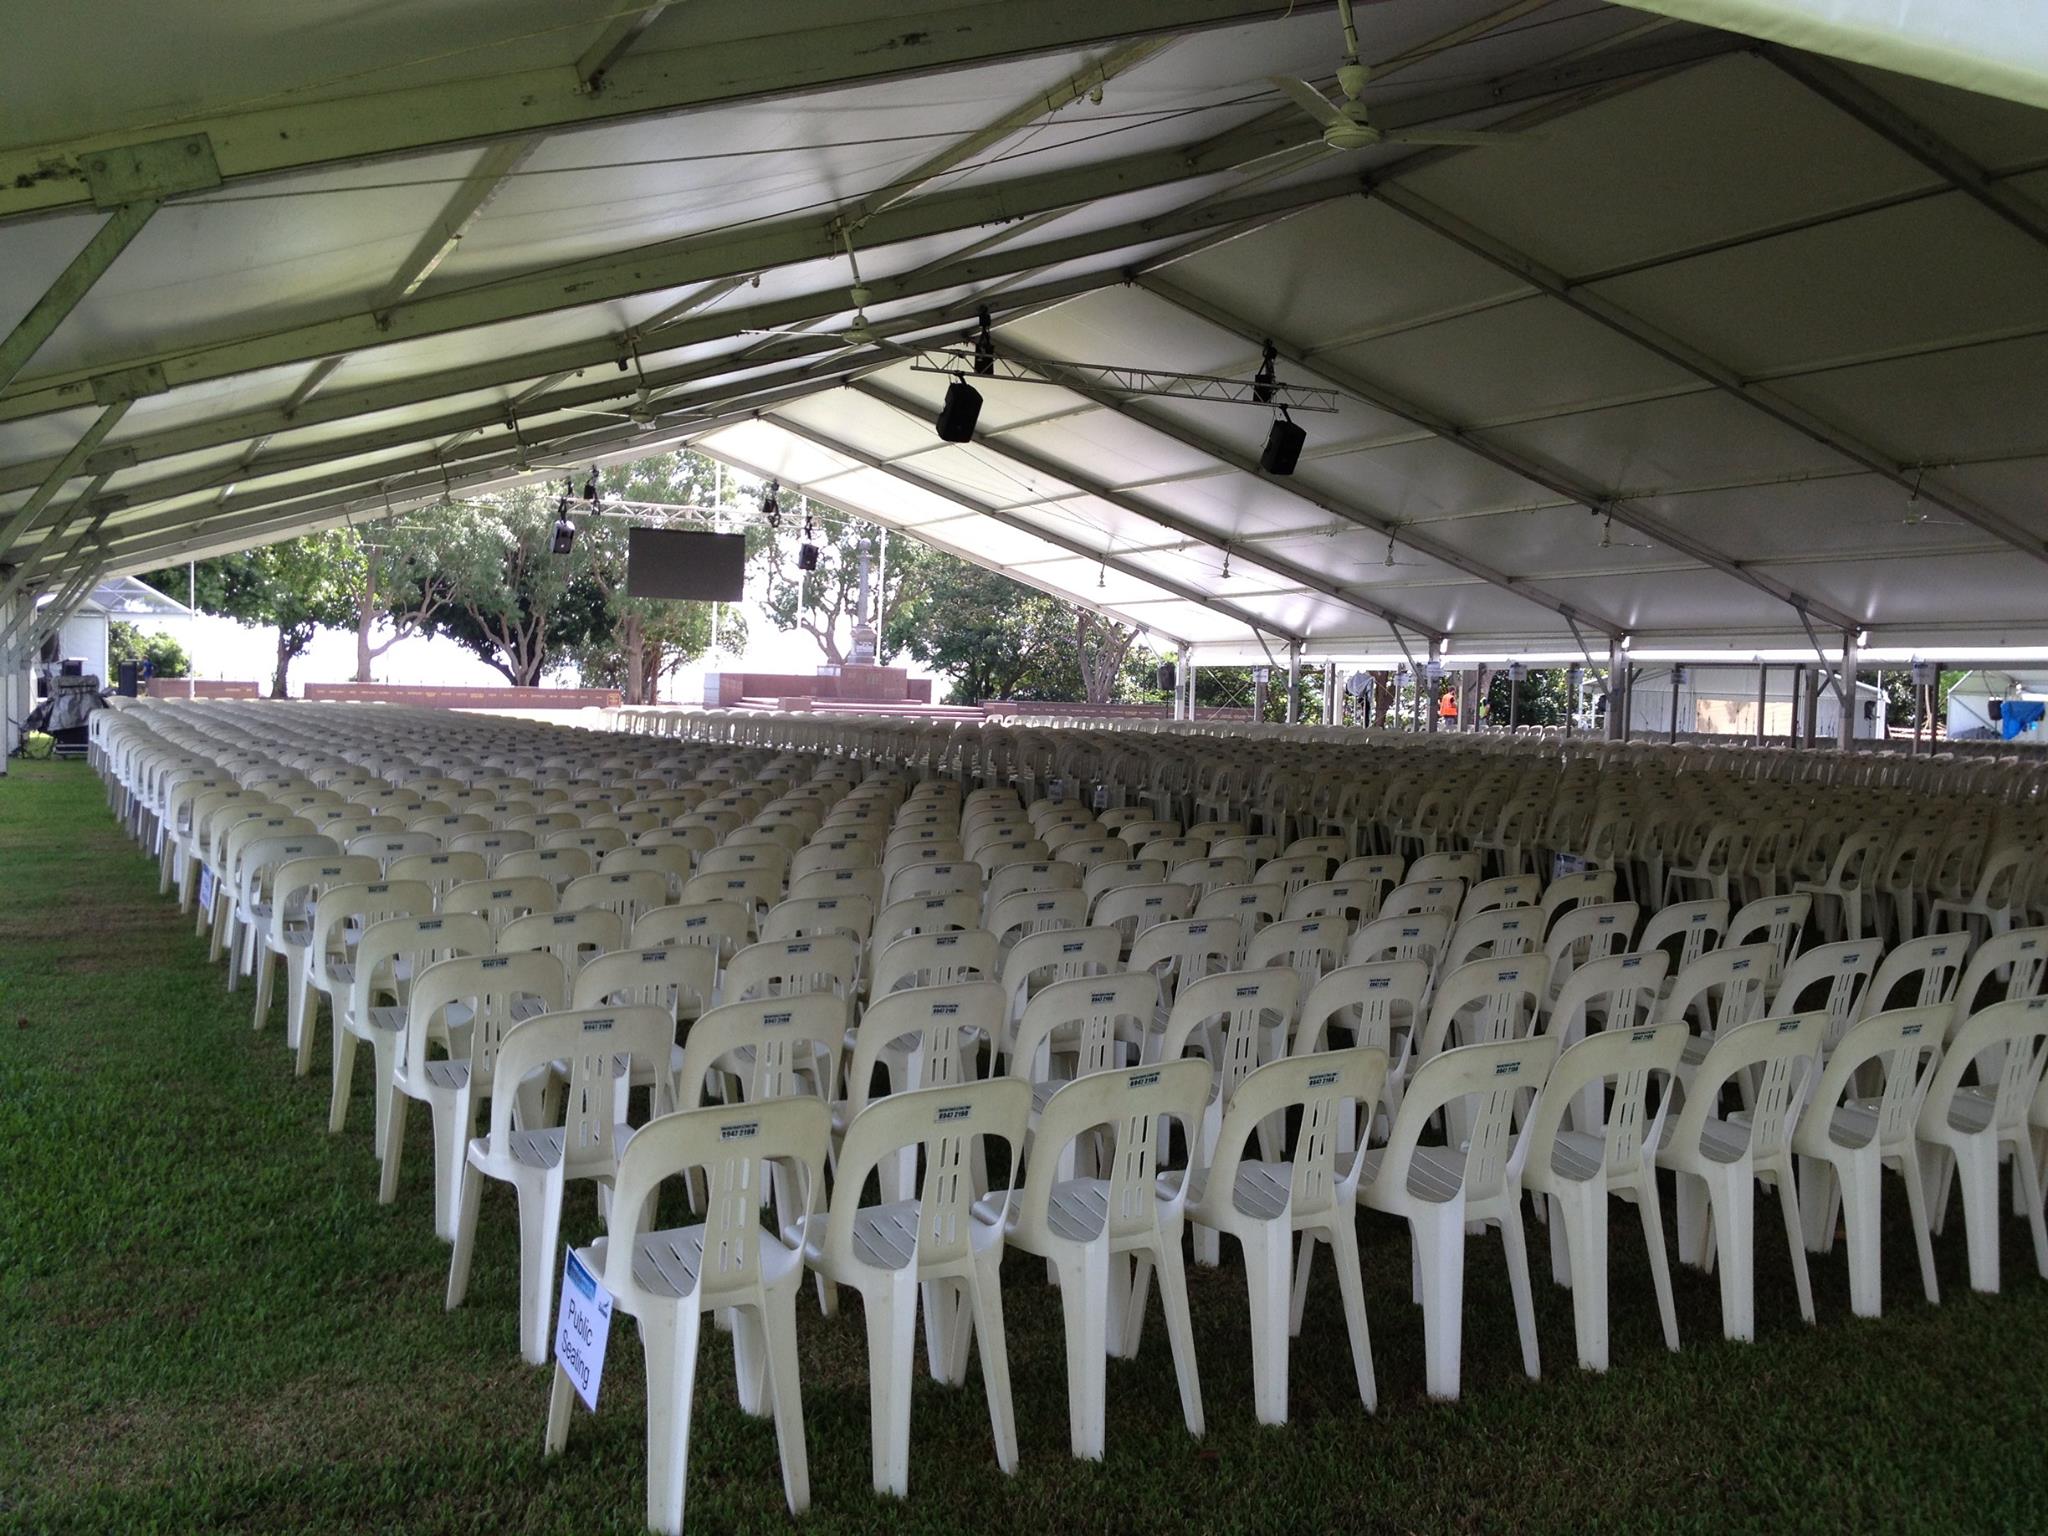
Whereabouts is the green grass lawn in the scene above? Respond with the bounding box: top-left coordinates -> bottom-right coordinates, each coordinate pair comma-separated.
6,758 -> 2048,1533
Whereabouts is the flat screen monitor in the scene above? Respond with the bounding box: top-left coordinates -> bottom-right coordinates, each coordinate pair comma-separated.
625,527 -> 747,601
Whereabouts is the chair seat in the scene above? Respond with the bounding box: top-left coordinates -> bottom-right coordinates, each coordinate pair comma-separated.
1358,1145 -> 1466,1203
1157,1159 -> 1292,1221
970,1179 -> 1107,1244
476,1120 -> 633,1174
1946,1086 -> 1995,1135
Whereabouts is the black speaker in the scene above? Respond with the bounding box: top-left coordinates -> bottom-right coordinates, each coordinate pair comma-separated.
1260,416 -> 1305,476
935,379 -> 983,443
1155,662 -> 1176,691
796,542 -> 820,571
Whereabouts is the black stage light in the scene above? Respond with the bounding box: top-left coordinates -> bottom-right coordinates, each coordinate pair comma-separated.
551,515 -> 576,555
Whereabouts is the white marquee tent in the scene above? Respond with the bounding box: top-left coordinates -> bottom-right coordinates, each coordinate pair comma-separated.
3,0 -> 2047,723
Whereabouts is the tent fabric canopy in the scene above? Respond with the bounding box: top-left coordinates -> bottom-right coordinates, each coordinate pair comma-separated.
2,0 -> 2045,665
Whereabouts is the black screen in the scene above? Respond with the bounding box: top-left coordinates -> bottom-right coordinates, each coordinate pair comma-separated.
626,527 -> 747,601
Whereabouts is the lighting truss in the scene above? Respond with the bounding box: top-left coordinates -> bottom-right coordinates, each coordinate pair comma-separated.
906,348 -> 1338,412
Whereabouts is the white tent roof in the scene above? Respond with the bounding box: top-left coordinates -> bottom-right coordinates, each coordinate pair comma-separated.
3,1 -> 2046,662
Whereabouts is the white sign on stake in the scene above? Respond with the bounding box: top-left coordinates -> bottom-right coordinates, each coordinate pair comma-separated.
197,868 -> 216,912
554,1249 -> 614,1412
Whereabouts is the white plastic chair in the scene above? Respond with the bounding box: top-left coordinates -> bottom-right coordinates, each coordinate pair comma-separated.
978,1059 -> 1210,1458
1190,1047 -> 1388,1424
1361,1034 -> 1557,1400
1917,995 -> 2048,1293
1792,1006 -> 1945,1317
804,1078 -> 1030,1497
448,1003 -> 670,1362
1521,1023 -> 1686,1370
544,1095 -> 830,1535
381,949 -> 567,1235
1656,1012 -> 1823,1342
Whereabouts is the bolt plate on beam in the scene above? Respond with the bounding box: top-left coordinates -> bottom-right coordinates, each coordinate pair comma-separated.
80,136 -> 221,209
90,364 -> 168,404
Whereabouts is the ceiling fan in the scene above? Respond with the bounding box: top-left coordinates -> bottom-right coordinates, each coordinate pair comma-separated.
1255,0 -> 1532,171
579,346 -> 668,431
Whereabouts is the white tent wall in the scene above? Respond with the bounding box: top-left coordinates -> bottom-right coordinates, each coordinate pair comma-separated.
1622,662 -> 1884,739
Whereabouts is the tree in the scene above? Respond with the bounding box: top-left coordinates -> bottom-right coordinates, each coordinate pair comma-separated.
145,531 -> 359,697
392,493 -> 612,686
351,521 -> 455,682
755,502 -> 931,666
886,559 -> 1076,703
1074,609 -> 1142,706
1486,667 -> 1573,728
106,620 -> 188,679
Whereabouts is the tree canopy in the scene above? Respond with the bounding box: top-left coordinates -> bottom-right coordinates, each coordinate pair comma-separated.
145,531 -> 358,696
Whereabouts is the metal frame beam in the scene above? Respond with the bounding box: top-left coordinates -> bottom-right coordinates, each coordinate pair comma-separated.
0,231 -> 1259,555
1371,181 -> 2048,569
1138,275 -> 1868,633
850,378 -> 1444,642
0,31 -> 1732,427
0,202 -> 158,393
1762,46 -> 2048,254
994,336 -> 1627,639
764,412 -> 1285,643
0,401 -> 130,560
0,1 -> 1329,222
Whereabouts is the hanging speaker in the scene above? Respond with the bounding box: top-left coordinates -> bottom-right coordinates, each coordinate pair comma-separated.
1260,416 -> 1305,476
1156,662 -> 1176,691
935,379 -> 983,443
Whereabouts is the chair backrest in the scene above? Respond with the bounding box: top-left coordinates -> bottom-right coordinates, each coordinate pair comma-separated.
1771,937 -> 1883,1051
440,874 -> 556,937
1157,967 -> 1301,1120
1639,897 -> 1729,972
675,992 -> 845,1108
989,886 -> 1088,946
1729,893 -> 1812,978
495,846 -> 594,889
405,949 -> 567,1087
1920,996 -> 2048,1140
1284,877 -> 1387,923
308,879 -> 434,978
1417,954 -> 1551,1060
500,907 -> 625,988
722,933 -> 859,1004
823,1078 -> 1029,1279
681,865 -> 781,912
1545,948 -> 1667,1048
385,849 -> 487,895
1379,1035 -> 1559,1206
1540,868 -> 1617,933
1542,899 -> 1640,994
268,853 -> 383,948
1090,882 -> 1194,951
1347,909 -> 1453,969
872,890 -> 982,957
1462,873 -> 1540,920
1799,1005 -> 1945,1156
1381,877 -> 1465,919
998,926 -> 1120,1040
1656,941 -> 1776,1047
761,892 -> 874,946
562,869 -> 671,929
1523,1021 -> 1685,1187
1017,1058 -> 1211,1246
602,1093 -> 831,1309
570,942 -> 716,1024
633,899 -> 753,960
1292,959 -> 1429,1058
1666,1013 -> 1823,1166
1169,855 -> 1251,895
1948,926 -> 2048,1039
350,913 -> 491,1029
1441,906 -> 1543,972
1243,915 -> 1351,991
870,927 -> 1001,997
1202,1047 -> 1389,1227
1412,851 -> 1482,884
1862,931 -> 1968,1017
1010,971 -> 1157,1083
848,981 -> 1006,1115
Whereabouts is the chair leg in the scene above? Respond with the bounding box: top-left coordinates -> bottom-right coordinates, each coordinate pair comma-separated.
515,1172 -> 565,1366
641,1306 -> 704,1536
1706,1169 -> 1756,1342
1241,1225 -> 1293,1426
1836,1153 -> 1883,1319
1953,1139 -> 2002,1293
1797,1153 -> 1839,1253
2013,1134 -> 2048,1281
1325,1216 -> 1377,1412
1896,1147 -> 1941,1306
1501,1202 -> 1541,1380
1412,1207 -> 1467,1401
1774,1168 -> 1815,1325
1151,1236 -> 1204,1439
328,1022 -> 357,1134
862,1276 -> 918,1497
1057,1243 -> 1109,1460
428,1092 -> 469,1242
761,1286 -> 811,1515
376,1090 -> 408,1204
968,1256 -> 1019,1475
447,1160 -> 485,1310
1558,1186 -> 1609,1372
